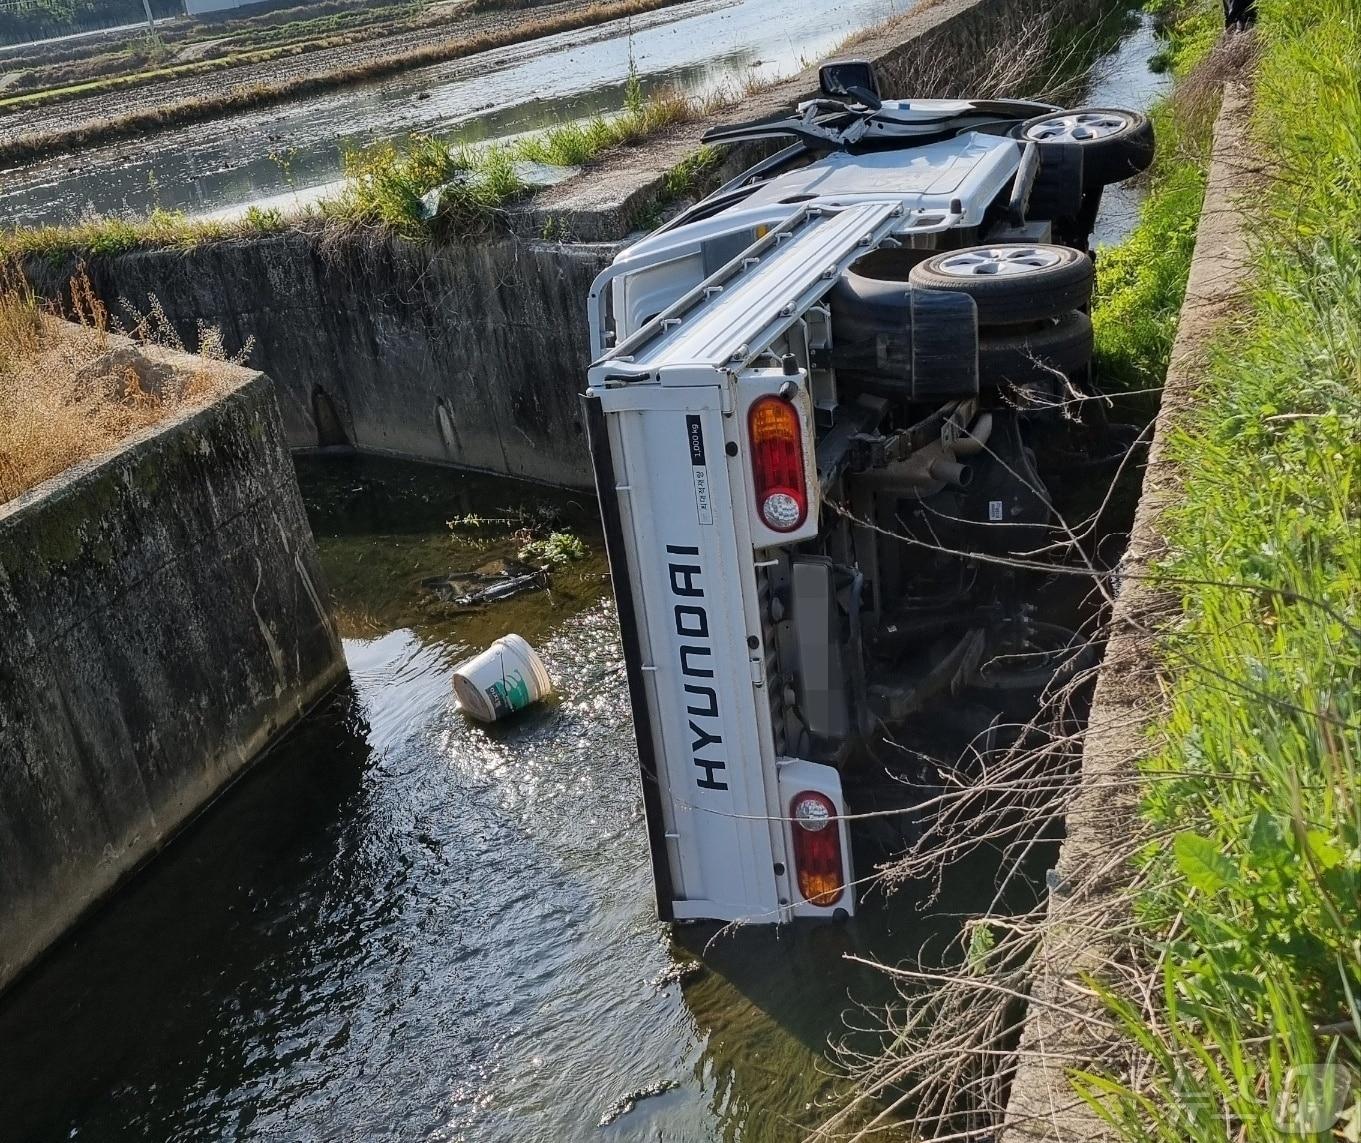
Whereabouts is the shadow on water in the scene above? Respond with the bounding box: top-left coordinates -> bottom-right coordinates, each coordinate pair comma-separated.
0,682 -> 376,1140
295,454 -> 610,652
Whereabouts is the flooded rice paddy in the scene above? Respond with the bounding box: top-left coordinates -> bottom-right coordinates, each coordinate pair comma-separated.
0,2 -> 1167,237
0,0 -> 916,228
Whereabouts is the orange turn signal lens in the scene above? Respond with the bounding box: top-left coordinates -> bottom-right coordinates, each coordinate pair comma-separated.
748,395 -> 807,533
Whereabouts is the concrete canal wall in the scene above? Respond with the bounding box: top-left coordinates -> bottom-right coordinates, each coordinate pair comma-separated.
26,235 -> 614,489
22,0 -> 1109,488
0,339 -> 345,994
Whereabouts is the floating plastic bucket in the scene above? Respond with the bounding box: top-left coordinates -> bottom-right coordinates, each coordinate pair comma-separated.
452,634 -> 553,722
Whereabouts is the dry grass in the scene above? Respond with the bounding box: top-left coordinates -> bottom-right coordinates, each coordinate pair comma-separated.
870,3 -> 1141,104
0,267 -> 242,504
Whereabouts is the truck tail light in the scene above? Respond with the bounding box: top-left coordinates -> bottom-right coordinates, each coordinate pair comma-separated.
748,395 -> 808,533
789,791 -> 845,906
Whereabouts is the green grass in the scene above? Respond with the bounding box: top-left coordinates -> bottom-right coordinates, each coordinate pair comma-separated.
1091,109 -> 1205,398
330,136 -> 528,238
1091,0 -> 1221,399
0,82 -> 703,259
1071,1 -> 1361,1137
324,78 -> 698,238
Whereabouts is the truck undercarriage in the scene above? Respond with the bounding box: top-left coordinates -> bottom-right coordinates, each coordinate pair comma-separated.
585,61 -> 1153,924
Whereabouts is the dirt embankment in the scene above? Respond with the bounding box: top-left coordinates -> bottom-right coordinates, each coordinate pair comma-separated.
0,0 -> 694,164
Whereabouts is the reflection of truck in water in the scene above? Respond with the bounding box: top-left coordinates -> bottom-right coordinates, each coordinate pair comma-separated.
584,60 -> 1154,924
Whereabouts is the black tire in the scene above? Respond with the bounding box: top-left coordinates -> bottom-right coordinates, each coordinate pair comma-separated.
972,621 -> 1098,693
977,310 -> 1093,388
1019,107 -> 1155,189
909,244 -> 1093,326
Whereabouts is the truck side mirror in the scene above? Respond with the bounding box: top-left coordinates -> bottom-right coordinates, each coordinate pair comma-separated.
818,59 -> 881,106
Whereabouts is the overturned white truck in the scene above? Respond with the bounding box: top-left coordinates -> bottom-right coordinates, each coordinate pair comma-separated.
584,61 -> 1153,924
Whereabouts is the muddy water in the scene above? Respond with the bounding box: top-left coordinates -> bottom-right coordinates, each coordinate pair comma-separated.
0,0 -> 912,228
0,456 -> 1011,1142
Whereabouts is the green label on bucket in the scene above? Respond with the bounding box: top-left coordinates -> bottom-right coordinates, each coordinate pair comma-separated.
486,670 -> 531,717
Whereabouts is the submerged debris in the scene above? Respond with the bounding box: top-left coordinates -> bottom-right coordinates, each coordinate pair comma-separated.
598,1080 -> 679,1127
420,558 -> 548,610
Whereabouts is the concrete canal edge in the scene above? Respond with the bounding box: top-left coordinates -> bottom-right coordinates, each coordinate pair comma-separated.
1001,79 -> 1260,1141
20,0 -> 1110,490
0,337 -> 345,995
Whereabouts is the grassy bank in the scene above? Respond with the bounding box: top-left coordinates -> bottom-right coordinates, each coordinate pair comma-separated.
1091,121 -> 1205,396
0,0 -> 685,167
0,79 -> 713,261
1089,0 -> 1231,399
1071,0 -> 1361,1137
333,78 -> 716,239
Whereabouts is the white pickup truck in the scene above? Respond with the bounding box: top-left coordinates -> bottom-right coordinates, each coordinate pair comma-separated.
584,61 -> 1153,924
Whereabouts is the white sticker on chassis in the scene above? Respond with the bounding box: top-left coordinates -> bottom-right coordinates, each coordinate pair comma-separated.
693,467 -> 714,525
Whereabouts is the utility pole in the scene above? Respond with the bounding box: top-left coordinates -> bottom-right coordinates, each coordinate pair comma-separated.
142,0 -> 154,33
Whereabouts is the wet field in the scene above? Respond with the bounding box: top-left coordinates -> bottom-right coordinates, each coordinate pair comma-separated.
0,4 -> 1169,234
0,0 -> 912,228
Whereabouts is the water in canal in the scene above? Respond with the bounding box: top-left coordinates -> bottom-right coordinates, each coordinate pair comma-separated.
0,457 -> 1012,1142
1087,11 -> 1171,247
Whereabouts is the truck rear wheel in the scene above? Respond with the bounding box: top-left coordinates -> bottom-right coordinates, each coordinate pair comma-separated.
977,310 -> 1093,388
908,244 -> 1093,326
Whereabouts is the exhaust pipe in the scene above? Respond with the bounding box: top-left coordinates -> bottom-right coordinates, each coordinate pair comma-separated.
929,457 -> 972,487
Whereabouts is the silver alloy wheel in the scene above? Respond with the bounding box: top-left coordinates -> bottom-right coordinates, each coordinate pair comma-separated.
935,246 -> 1065,278
1023,110 -> 1133,143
